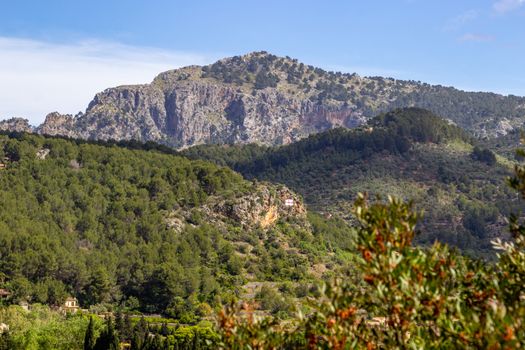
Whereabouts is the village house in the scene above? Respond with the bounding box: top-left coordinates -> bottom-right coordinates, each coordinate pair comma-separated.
61,297 -> 80,313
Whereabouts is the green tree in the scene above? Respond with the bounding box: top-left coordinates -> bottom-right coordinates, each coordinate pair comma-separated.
216,190 -> 525,347
0,332 -> 11,350
94,318 -> 119,350
130,317 -> 148,350
83,316 -> 96,350
87,268 -> 112,305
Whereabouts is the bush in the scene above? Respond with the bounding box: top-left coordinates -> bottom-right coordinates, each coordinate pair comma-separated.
215,169 -> 525,348
471,146 -> 497,165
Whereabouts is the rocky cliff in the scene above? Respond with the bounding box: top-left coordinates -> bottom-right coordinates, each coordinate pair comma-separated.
0,118 -> 32,133
3,52 -> 525,146
166,183 -> 308,233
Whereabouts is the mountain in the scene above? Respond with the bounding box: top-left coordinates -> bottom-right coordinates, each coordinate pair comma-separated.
0,131 -> 355,318
0,117 -> 32,133
3,52 -> 525,148
182,108 -> 522,258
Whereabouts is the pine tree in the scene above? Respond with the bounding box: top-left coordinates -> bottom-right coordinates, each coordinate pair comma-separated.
0,332 -> 11,350
192,330 -> 201,350
94,317 -> 120,350
115,311 -> 125,341
160,322 -> 168,336
123,313 -> 133,341
150,334 -> 163,349
130,316 -> 148,350
83,316 -> 96,350
130,331 -> 142,350
106,317 -> 120,350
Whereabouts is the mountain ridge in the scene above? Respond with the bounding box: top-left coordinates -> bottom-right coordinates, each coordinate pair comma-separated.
2,51 -> 524,148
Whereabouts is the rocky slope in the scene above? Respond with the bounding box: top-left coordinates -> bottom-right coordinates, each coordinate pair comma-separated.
3,52 -> 525,147
0,118 -> 32,133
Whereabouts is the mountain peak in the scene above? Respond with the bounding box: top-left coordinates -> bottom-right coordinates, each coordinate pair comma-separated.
2,53 -> 525,147
0,117 -> 32,133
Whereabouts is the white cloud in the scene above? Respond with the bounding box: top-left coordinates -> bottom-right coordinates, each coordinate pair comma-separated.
443,10 -> 478,31
459,33 -> 495,42
0,37 -> 220,125
493,0 -> 525,13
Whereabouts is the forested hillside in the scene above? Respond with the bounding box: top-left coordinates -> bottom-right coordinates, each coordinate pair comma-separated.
0,132 -> 355,321
182,108 -> 522,258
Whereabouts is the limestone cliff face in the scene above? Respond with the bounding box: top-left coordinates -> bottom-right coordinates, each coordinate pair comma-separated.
4,51 -> 523,144
0,118 -> 32,133
36,112 -> 78,138
27,52 -> 371,148
33,75 -> 365,149
166,183 -> 308,231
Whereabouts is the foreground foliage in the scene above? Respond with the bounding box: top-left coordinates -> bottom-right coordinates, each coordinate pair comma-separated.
213,147 -> 525,348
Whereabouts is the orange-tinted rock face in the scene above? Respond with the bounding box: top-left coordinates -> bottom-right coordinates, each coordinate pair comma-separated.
204,184 -> 308,230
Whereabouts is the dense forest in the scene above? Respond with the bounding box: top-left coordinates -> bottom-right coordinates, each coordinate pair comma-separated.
182,108 -> 521,258
0,131 -> 356,324
3,165 -> 524,349
0,108 -> 524,348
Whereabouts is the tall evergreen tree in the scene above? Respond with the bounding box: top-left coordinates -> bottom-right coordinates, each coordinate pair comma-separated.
115,311 -> 126,341
106,317 -> 120,350
123,313 -> 133,342
83,316 -> 96,350
131,316 -> 148,350
160,322 -> 168,336
130,332 -> 142,350
94,317 -> 120,350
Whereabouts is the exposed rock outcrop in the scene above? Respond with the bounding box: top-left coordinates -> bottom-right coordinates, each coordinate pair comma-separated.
207,184 -> 307,229
0,118 -> 32,133
166,183 -> 308,231
36,112 -> 78,138
2,52 -> 524,145
32,77 -> 366,149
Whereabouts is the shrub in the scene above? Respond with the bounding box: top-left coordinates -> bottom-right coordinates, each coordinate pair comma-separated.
215,153 -> 525,348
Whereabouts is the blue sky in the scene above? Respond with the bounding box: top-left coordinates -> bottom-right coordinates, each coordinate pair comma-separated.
1,0 -> 524,124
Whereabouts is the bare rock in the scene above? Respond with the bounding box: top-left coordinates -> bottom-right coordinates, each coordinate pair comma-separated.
204,184 -> 307,229
36,112 -> 79,138
0,118 -> 32,133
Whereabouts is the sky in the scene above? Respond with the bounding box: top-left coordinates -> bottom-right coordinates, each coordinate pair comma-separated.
0,0 -> 524,124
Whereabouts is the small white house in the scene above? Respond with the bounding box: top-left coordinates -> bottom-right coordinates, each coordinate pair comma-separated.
62,297 -> 80,313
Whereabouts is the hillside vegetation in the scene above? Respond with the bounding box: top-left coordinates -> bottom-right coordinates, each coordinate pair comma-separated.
182,108 -> 521,258
1,110 -> 524,348
200,52 -> 525,136
0,132 -> 356,321
214,186 -> 525,348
